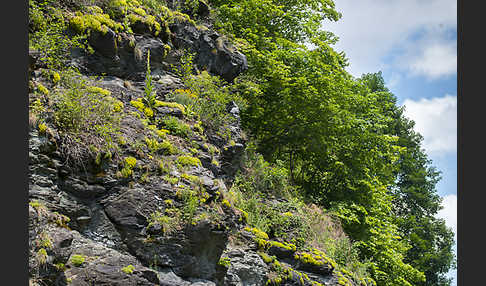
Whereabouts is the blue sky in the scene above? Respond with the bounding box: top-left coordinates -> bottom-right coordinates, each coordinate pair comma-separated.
323,0 -> 457,284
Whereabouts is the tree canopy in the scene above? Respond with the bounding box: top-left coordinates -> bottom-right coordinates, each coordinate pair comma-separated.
209,0 -> 456,285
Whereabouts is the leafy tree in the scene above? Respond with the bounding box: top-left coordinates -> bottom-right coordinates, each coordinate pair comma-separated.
211,0 -> 432,284
359,72 -> 456,286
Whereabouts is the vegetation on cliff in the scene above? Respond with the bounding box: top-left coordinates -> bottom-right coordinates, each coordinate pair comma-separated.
28,0 -> 455,285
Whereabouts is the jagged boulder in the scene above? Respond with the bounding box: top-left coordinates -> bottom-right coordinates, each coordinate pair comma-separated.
169,22 -> 248,82
223,247 -> 269,286
88,28 -> 118,59
73,19 -> 247,82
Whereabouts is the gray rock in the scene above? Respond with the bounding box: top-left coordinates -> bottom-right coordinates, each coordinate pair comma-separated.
170,22 -> 248,82
89,28 -> 118,59
155,106 -> 185,119
29,49 -> 42,71
134,37 -> 168,70
64,232 -> 160,285
224,247 -> 269,286
157,74 -> 183,86
60,177 -> 107,199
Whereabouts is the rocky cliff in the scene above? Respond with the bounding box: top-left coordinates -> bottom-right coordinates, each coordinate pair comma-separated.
28,1 -> 367,285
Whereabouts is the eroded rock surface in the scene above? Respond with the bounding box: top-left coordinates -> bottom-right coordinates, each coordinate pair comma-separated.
29,2 -> 361,285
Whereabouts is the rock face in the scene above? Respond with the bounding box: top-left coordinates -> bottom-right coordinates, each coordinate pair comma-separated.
73,18 -> 247,82
223,248 -> 269,286
169,22 -> 248,82
29,2 -> 362,286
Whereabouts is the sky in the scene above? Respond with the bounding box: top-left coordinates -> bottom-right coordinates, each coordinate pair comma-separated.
322,0 -> 457,285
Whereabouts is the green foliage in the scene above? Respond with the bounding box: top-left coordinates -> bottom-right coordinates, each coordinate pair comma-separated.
120,156 -> 137,177
121,264 -> 135,274
29,200 -> 45,210
159,140 -> 179,155
54,262 -> 67,271
29,0 -> 88,69
210,0 -> 443,281
181,188 -> 199,221
161,116 -> 192,138
218,257 -> 231,268
148,211 -> 179,234
154,100 -> 186,113
142,50 -> 156,111
51,211 -> 71,228
69,7 -> 124,35
212,0 -> 341,46
231,144 -> 295,198
229,146 -> 376,283
38,232 -> 53,249
51,69 -> 122,166
38,123 -> 48,134
244,226 -> 269,240
175,54 -> 246,136
124,156 -> 137,168
70,254 -> 85,266
29,0 -> 455,285
37,83 -> 49,95
145,137 -> 160,152
181,173 -> 200,184
359,72 -> 456,286
176,155 -> 201,167
37,248 -> 48,265
294,249 -> 336,269
52,71 -> 61,84
86,86 -> 111,96
163,175 -> 179,185
130,98 -> 145,112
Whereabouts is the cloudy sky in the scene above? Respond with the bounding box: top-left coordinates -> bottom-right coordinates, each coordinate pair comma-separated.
323,0 -> 457,284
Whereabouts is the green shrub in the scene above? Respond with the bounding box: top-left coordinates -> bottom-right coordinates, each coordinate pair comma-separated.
52,71 -> 61,84
124,156 -> 137,168
70,254 -> 85,266
37,248 -> 48,265
142,50 -> 157,110
121,264 -> 135,274
37,83 -> 49,95
29,2 -> 87,69
181,173 -> 200,184
181,188 -> 199,222
161,116 -> 192,138
218,257 -> 231,268
145,137 -> 160,152
158,139 -> 179,155
120,156 -> 137,177
177,54 -> 246,136
86,86 -> 111,96
148,211 -> 179,234
38,123 -> 48,134
163,175 -> 179,185
244,226 -> 269,240
176,155 -> 201,167
130,98 -> 145,112
38,232 -> 53,249
51,70 -> 122,166
69,6 -> 124,35
232,144 -> 295,199
158,160 -> 172,174
154,100 -> 186,113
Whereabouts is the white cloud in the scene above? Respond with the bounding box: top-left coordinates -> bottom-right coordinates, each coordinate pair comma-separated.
437,194 -> 457,237
408,42 -> 456,79
323,0 -> 457,78
402,95 -> 456,155
396,26 -> 457,80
